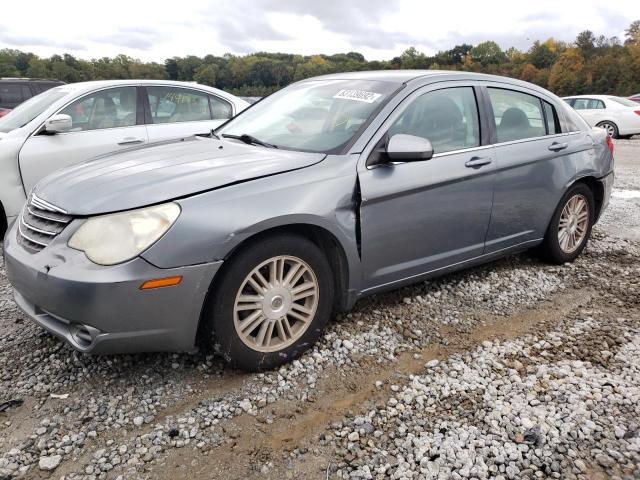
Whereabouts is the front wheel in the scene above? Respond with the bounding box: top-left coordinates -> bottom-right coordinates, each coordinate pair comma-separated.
538,184 -> 595,264
202,234 -> 334,371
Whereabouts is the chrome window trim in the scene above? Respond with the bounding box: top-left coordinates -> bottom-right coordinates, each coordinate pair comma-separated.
490,130 -> 582,148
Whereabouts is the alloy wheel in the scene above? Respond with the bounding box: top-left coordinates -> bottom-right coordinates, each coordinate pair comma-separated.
233,255 -> 319,353
600,123 -> 616,137
557,194 -> 590,254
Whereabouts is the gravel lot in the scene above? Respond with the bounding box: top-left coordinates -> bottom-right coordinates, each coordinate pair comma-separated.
1,138 -> 639,480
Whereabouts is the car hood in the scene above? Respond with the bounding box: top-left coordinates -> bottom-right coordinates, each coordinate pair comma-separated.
34,136 -> 326,215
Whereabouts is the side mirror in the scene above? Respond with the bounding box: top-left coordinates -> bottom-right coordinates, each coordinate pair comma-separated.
386,134 -> 434,161
43,114 -> 72,134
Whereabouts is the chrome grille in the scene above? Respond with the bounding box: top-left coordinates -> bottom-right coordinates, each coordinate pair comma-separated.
17,194 -> 73,253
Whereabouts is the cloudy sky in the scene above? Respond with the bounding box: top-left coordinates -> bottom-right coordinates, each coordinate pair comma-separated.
1,0 -> 639,61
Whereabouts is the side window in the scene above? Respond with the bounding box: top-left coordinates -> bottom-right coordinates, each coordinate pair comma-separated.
0,84 -> 25,106
543,101 -> 560,134
146,87 -> 212,124
388,87 -> 480,154
59,87 -> 137,132
22,85 -> 32,100
209,95 -> 232,120
574,98 -> 604,110
488,88 -> 545,142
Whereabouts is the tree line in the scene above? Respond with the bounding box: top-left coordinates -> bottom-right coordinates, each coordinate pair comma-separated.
1,21 -> 639,97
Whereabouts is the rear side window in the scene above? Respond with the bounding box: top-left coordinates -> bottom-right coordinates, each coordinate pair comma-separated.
209,95 -> 232,120
0,83 -> 26,106
573,98 -> 605,110
543,101 -> 560,134
388,86 -> 480,154
488,88 -> 546,142
146,87 -> 213,124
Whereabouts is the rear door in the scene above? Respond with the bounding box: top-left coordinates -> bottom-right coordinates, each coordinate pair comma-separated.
482,84 -> 593,253
18,86 -> 148,192
358,83 -> 496,290
143,86 -> 233,142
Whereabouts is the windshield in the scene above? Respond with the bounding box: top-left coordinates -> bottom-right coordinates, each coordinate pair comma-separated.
0,88 -> 69,133
217,79 -> 398,153
609,97 -> 639,107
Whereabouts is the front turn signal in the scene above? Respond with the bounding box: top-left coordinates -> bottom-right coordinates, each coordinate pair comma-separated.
140,276 -> 183,290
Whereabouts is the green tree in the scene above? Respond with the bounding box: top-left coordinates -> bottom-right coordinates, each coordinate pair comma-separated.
470,41 -> 506,65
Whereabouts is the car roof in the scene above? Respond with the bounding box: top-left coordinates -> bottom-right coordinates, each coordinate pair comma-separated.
48,79 -> 245,104
302,70 -> 558,98
306,69 -> 514,84
562,95 -> 616,99
0,77 -> 65,83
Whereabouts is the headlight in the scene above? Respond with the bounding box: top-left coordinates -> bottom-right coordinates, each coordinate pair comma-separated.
68,203 -> 181,265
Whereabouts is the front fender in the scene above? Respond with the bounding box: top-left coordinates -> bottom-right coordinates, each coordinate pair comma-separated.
141,157 -> 362,291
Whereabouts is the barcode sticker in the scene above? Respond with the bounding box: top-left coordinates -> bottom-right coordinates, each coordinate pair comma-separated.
333,89 -> 382,104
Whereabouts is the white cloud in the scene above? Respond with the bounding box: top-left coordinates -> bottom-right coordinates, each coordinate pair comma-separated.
0,0 -> 638,61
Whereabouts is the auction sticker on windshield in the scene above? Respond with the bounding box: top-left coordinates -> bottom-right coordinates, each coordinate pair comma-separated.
333,89 -> 382,103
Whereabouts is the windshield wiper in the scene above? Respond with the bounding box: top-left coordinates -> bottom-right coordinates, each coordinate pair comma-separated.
222,133 -> 278,149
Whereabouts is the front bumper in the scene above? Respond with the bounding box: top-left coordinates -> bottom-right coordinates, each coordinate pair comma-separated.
3,223 -> 222,354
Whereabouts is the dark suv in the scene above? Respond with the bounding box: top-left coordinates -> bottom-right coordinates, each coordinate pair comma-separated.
0,78 -> 66,110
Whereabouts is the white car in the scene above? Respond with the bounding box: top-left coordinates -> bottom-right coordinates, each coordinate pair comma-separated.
0,80 -> 249,234
563,94 -> 640,139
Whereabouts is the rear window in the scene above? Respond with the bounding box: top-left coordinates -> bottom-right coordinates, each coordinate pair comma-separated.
543,101 -> 560,134
0,83 -> 27,106
488,88 -> 546,142
573,98 -> 605,110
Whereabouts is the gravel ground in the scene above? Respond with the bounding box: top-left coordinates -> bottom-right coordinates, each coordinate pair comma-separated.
0,138 -> 639,480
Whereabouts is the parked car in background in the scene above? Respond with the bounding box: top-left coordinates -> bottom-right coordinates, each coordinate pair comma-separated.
4,71 -> 613,371
0,80 -> 249,234
239,96 -> 262,104
0,78 -> 65,110
563,94 -> 640,138
629,94 -> 640,104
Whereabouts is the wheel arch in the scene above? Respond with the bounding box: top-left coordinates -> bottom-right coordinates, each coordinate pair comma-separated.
571,176 -> 605,222
0,200 -> 7,239
194,222 -> 356,348
222,223 -> 354,312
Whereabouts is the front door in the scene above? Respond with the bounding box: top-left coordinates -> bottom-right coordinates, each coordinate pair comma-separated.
19,86 -> 148,193
358,84 -> 495,291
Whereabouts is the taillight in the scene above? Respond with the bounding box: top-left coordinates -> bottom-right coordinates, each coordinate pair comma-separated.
634,110 -> 640,116
606,135 -> 614,155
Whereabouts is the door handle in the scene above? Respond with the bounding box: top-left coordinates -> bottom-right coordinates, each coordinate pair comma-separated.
465,157 -> 493,169
548,142 -> 568,152
118,137 -> 145,146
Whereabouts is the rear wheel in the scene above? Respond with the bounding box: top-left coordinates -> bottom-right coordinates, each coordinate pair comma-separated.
538,184 -> 594,264
597,121 -> 619,139
203,234 -> 334,371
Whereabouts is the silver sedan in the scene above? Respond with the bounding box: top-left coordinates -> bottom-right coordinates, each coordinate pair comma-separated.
4,71 -> 613,371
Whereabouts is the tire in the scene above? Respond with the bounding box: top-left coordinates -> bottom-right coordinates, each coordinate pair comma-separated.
597,121 -> 619,139
538,183 -> 595,264
202,234 -> 334,371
